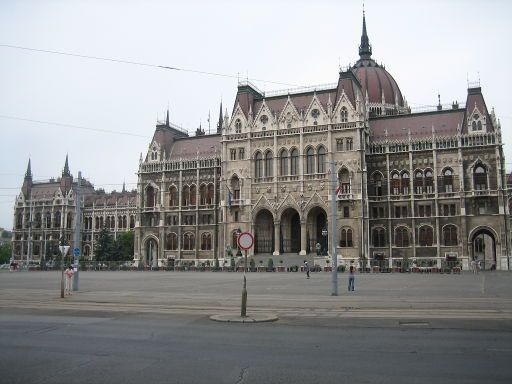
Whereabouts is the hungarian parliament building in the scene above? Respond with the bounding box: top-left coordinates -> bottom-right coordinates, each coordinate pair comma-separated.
11,14 -> 511,271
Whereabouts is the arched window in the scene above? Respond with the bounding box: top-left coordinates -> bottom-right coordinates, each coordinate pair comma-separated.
54,211 -> 61,228
264,151 -> 273,178
207,184 -> 214,205
123,216 -> 127,229
95,216 -> 100,229
199,184 -> 207,205
290,148 -> 299,175
418,226 -> 433,246
395,226 -> 409,247
118,215 -> 123,228
443,168 -> 453,193
339,228 -> 353,247
338,168 -> 350,194
106,216 -> 111,229
255,152 -> 263,179
190,185 -> 197,206
391,172 -> 400,195
280,149 -> 288,176
35,212 -> 42,228
443,225 -> 458,246
169,186 -> 178,207
183,233 -> 195,250
373,173 -> 383,196
425,170 -> 433,193
110,216 -> 115,229
474,165 -> 488,190
100,216 -> 104,228
232,230 -> 239,250
16,213 -> 23,229
306,147 -> 315,174
182,186 -> 190,206
317,146 -> 326,173
340,107 -> 348,123
231,176 -> 240,200
401,172 -> 410,195
414,171 -> 423,194
201,233 -> 212,250
46,212 -> 52,229
372,227 -> 385,247
130,215 -> 135,229
166,233 -> 177,250
146,186 -> 155,208
235,119 -> 242,133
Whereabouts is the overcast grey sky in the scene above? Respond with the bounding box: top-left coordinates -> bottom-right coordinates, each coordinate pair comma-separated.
0,0 -> 511,230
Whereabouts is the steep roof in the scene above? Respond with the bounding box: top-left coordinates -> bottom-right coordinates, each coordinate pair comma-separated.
369,109 -> 464,141
169,134 -> 221,160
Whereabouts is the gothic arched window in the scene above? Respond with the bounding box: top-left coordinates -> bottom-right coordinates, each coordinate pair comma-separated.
317,146 -> 326,173
306,147 -> 315,174
280,149 -> 288,176
339,228 -> 353,247
418,226 -> 433,246
395,226 -> 409,247
264,150 -> 273,178
443,225 -> 458,246
372,227 -> 385,247
290,148 -> 299,175
340,107 -> 348,123
255,152 -> 263,179
474,165 -> 488,191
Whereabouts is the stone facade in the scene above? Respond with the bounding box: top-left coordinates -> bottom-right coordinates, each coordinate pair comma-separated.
11,156 -> 136,264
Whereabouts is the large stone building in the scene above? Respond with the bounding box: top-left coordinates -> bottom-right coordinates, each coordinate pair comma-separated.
134,13 -> 509,270
13,14 -> 511,271
11,156 -> 136,264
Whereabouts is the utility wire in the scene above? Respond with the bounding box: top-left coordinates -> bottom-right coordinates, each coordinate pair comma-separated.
0,114 -> 149,138
0,43 -> 303,88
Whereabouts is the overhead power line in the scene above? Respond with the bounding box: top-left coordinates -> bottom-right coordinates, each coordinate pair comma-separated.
0,43 -> 303,88
0,114 -> 149,138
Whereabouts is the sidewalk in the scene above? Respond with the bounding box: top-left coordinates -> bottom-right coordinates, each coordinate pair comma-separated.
1,271 -> 511,322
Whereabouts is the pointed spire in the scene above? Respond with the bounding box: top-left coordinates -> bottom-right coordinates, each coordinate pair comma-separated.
217,100 -> 223,133
25,158 -> 32,180
166,108 -> 170,126
359,9 -> 372,60
62,154 -> 71,177
122,180 -> 126,193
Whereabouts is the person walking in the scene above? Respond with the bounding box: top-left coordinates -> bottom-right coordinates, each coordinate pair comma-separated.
471,259 -> 477,274
304,261 -> 310,279
348,264 -> 355,291
64,265 -> 74,296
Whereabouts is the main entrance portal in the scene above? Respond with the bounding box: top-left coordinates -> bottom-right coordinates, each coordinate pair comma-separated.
307,207 -> 328,255
280,208 -> 300,253
471,229 -> 496,270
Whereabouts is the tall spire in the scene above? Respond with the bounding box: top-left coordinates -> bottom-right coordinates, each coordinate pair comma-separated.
166,108 -> 170,126
217,100 -> 223,133
25,158 -> 32,180
62,154 -> 71,177
358,9 -> 372,60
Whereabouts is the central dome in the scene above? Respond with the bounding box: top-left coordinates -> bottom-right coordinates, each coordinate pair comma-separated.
350,13 -> 406,116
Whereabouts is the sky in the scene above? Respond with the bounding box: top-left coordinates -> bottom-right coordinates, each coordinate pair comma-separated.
0,0 -> 511,230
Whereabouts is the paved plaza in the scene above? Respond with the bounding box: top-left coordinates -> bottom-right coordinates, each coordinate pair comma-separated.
1,270 -> 511,325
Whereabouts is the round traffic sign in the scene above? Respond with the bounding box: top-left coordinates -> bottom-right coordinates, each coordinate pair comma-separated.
237,232 -> 254,250
73,247 -> 80,256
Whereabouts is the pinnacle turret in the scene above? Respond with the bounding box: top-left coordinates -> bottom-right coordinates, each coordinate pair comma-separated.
62,154 -> 71,177
358,11 -> 372,60
25,158 -> 32,180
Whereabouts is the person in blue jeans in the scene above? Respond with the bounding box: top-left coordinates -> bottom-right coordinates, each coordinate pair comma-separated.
348,265 -> 355,291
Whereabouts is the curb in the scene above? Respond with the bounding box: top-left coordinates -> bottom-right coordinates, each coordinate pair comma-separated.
209,313 -> 279,323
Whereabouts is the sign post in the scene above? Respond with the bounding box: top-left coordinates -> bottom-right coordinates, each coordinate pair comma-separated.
58,245 -> 70,298
237,232 -> 254,317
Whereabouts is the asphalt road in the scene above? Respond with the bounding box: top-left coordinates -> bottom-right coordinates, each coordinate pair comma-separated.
1,271 -> 512,383
1,308 -> 511,384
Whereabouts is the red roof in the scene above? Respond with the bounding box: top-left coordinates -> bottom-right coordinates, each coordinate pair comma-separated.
169,135 -> 221,160
370,109 -> 464,141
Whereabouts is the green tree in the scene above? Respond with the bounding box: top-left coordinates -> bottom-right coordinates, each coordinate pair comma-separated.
115,231 -> 134,261
0,243 -> 12,264
94,227 -> 114,262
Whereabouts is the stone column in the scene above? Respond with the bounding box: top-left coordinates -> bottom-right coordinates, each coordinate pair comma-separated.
273,221 -> 280,256
299,220 -> 307,256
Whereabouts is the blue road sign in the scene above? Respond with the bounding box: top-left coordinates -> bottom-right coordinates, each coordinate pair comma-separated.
73,247 -> 80,256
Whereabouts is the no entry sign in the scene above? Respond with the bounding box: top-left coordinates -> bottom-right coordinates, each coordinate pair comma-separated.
237,232 -> 254,251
